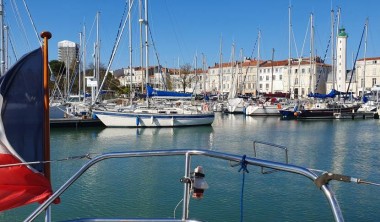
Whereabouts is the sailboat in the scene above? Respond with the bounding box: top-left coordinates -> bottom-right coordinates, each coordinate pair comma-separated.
225,43 -> 249,114
92,1 -> 214,127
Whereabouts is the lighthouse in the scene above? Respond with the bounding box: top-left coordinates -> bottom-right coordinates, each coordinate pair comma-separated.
336,27 -> 348,92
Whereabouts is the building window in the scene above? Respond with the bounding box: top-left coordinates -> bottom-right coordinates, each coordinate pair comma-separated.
273,75 -> 276,80
302,68 -> 305,74
295,69 -> 298,74
372,78 -> 377,86
265,83 -> 269,89
294,78 -> 298,85
361,78 -> 364,87
266,75 -> 269,80
260,76 -> 263,81
280,75 -> 282,80
259,84 -> 262,89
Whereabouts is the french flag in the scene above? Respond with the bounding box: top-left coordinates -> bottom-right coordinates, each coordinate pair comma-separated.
0,48 -> 54,211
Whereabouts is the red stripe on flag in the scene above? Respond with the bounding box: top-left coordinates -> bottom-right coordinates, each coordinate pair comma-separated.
0,154 -> 54,211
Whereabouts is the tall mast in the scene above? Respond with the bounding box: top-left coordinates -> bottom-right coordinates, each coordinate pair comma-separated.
194,51 -> 198,94
219,36 -> 223,97
271,48 -> 275,94
3,25 -> 7,72
239,48 -> 243,94
129,0 -> 133,104
82,24 -> 86,102
202,53 -> 206,93
231,42 -> 235,95
228,42 -> 235,99
330,8 -> 335,91
288,4 -> 292,99
79,32 -> 82,98
0,0 -> 4,76
362,18 -> 368,99
96,12 -> 101,96
256,30 -> 261,97
139,0 -> 144,93
309,13 -> 314,93
144,0 -> 149,105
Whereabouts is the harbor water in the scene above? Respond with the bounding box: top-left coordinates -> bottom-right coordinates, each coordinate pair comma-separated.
1,113 -> 380,221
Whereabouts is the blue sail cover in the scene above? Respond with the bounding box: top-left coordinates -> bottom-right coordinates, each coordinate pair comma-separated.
146,85 -> 192,98
308,89 -> 338,99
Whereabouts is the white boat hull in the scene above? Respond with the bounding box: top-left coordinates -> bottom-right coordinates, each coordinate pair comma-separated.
245,104 -> 281,116
93,110 -> 215,127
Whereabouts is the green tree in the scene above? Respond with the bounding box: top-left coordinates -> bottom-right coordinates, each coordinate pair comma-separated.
49,60 -> 66,98
179,63 -> 193,92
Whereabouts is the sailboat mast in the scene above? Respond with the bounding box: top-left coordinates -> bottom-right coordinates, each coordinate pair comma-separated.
194,51 -> 198,94
362,18 -> 368,98
79,32 -> 82,98
3,25 -> 7,72
96,12 -> 100,99
202,53 -> 206,93
231,42 -> 235,94
288,4 -> 292,99
331,8 -> 335,92
219,36 -> 223,97
256,30 -> 261,97
271,48 -> 275,94
309,13 -> 314,94
144,0 -> 149,105
0,0 -> 4,76
129,0 -> 133,103
239,48 -> 243,94
82,24 -> 86,102
139,0 -> 144,94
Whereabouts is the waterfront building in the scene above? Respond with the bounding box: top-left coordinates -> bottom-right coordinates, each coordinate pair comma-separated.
207,58 -> 260,96
356,57 -> 380,96
110,58 -> 330,98
254,58 -> 330,98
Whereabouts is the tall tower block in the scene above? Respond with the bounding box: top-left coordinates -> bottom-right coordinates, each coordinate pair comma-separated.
336,28 -> 348,92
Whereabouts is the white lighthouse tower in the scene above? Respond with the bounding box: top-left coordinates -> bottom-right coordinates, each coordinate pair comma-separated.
336,27 -> 348,92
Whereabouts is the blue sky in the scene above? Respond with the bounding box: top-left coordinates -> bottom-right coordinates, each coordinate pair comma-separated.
5,0 -> 380,70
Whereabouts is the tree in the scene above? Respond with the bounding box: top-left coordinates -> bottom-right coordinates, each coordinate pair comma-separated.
179,63 -> 193,92
49,60 -> 66,98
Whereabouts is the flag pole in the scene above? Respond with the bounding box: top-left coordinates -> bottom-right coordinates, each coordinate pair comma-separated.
41,31 -> 52,181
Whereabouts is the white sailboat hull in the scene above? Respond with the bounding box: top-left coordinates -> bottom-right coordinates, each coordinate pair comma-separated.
245,104 -> 281,116
225,98 -> 247,114
93,110 -> 215,127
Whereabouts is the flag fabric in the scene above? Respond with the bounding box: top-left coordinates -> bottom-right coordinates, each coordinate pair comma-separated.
0,48 -> 54,211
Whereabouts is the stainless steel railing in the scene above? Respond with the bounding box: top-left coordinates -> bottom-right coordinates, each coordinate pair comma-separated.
24,149 -> 344,222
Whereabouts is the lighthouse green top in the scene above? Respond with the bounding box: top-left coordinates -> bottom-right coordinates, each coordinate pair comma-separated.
338,27 -> 348,37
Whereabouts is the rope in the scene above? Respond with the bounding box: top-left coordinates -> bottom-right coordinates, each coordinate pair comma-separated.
238,155 -> 249,222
